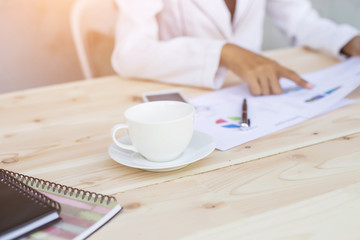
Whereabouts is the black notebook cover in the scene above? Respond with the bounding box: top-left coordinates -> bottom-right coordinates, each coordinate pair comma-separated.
0,170 -> 61,240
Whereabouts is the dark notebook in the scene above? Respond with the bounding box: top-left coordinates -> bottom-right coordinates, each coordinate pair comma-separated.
2,169 -> 122,240
0,169 -> 61,240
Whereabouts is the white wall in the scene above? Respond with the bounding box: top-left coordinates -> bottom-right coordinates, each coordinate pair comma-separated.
263,0 -> 360,50
0,0 -> 83,94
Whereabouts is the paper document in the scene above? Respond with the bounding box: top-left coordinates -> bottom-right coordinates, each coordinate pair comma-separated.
189,57 -> 360,150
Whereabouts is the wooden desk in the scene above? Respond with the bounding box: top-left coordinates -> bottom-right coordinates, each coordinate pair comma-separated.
1,48 -> 360,239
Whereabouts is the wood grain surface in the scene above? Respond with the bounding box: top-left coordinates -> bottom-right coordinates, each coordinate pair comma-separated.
1,47 -> 359,239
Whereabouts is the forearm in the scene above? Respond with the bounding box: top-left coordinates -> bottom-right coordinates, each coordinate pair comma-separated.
341,35 -> 360,57
112,37 -> 226,89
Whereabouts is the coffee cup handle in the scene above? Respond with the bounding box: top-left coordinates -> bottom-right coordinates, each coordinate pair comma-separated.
111,124 -> 138,152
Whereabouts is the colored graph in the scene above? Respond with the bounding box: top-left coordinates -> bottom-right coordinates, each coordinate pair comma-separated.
305,86 -> 341,103
216,117 -> 242,129
282,86 -> 304,94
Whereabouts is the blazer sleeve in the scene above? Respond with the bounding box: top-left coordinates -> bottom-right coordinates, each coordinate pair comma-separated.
266,0 -> 359,57
111,0 -> 227,89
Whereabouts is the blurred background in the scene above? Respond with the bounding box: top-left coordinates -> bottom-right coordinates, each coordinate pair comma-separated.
263,0 -> 360,49
0,0 -> 359,93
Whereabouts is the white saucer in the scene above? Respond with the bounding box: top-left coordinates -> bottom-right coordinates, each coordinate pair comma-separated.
108,131 -> 215,172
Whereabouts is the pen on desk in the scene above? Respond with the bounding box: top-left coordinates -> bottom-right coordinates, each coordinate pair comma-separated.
240,99 -> 250,129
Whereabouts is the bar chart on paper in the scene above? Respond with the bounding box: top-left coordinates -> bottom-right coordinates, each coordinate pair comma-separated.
190,57 -> 360,150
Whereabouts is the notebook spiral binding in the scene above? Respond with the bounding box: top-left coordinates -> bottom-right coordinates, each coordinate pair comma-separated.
0,169 -> 61,212
2,169 -> 116,205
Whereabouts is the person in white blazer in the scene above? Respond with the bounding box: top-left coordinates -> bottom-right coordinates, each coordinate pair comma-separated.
112,0 -> 360,95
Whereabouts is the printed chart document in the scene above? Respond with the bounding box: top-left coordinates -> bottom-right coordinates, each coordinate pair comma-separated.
189,57 -> 360,151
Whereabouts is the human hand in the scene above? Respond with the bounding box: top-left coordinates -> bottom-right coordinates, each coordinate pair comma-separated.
220,43 -> 313,96
341,35 -> 360,56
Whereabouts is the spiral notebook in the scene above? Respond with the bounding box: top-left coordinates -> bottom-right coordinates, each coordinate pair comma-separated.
2,169 -> 122,240
0,170 -> 61,240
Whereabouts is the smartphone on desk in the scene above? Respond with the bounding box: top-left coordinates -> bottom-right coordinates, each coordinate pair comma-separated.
142,89 -> 188,103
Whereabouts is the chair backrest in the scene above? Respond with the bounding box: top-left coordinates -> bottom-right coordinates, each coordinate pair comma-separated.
71,0 -> 118,79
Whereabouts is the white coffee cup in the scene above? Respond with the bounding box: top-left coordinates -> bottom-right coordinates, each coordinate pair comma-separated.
111,101 -> 195,162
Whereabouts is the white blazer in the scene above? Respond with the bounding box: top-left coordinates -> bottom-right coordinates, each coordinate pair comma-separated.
112,0 -> 358,89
